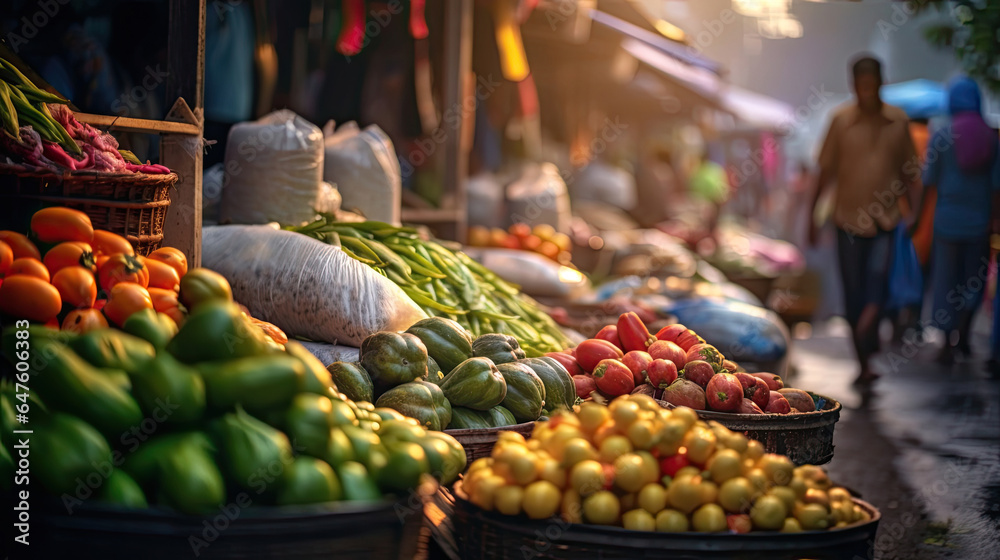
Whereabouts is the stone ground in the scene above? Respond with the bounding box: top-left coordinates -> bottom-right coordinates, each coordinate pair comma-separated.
790,317 -> 1000,560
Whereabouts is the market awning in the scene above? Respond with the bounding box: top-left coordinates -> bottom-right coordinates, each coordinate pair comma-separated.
720,85 -> 796,131
619,38 -> 724,103
588,8 -> 724,74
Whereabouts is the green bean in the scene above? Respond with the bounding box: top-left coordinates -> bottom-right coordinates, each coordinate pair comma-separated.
339,235 -> 383,264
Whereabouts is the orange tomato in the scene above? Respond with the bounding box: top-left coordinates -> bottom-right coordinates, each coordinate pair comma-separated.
97,254 -> 148,292
6,258 -> 50,282
43,241 -> 96,276
0,275 -> 61,321
62,308 -> 109,334
148,287 -> 185,326
147,247 -> 188,278
0,241 -> 12,276
145,258 -> 180,291
96,254 -> 110,269
0,231 -> 41,260
104,282 -> 153,327
90,230 -> 135,257
51,266 -> 98,308
30,207 -> 94,243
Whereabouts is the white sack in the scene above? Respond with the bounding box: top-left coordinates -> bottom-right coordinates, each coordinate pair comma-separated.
202,225 -> 426,346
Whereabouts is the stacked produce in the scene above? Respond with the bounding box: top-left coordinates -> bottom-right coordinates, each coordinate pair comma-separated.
0,207 -> 285,345
327,317 -> 577,430
462,395 -> 869,532
287,217 -> 572,356
0,56 -> 168,174
467,223 -> 573,264
552,313 -> 818,415
0,276 -> 466,513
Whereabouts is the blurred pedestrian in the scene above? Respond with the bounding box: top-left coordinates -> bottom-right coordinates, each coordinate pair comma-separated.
913,76 -> 1000,364
688,150 -> 731,242
808,55 -> 921,384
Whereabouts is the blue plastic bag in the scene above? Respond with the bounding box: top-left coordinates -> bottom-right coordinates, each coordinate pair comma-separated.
886,224 -> 923,311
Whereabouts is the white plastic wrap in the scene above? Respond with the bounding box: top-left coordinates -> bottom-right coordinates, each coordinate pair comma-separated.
220,110 -> 325,226
298,341 -> 360,366
323,121 -> 401,225
202,225 -> 426,346
506,163 -> 572,235
464,247 -> 590,299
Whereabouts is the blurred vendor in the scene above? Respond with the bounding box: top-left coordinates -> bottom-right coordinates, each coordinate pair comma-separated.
687,151 -> 731,240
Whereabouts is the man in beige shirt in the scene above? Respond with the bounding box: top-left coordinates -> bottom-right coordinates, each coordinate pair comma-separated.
809,55 -> 921,384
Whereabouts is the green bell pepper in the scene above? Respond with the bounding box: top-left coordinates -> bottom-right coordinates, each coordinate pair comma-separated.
213,407 -> 292,491
284,393 -> 334,459
123,431 -> 214,487
285,341 -> 336,395
340,424 -> 388,478
178,267 -> 233,311
374,380 -> 452,431
32,413 -> 112,495
377,441 -> 429,493
129,352 -> 206,425
276,456 -> 342,505
98,469 -> 148,508
68,328 -> 155,373
438,357 -> 507,411
122,308 -> 178,349
359,332 -> 429,396
199,354 -> 304,413
336,461 -> 382,502
167,300 -> 269,363
421,431 -> 466,485
325,427 -> 356,468
155,437 -> 226,515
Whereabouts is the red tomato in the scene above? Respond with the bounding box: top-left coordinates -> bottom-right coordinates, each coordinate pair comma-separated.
591,359 -> 635,396
545,351 -> 584,376
0,231 -> 41,260
575,338 -> 625,373
659,451 -> 690,477
90,230 -> 135,257
648,340 -> 687,369
0,241 -> 12,277
147,247 -> 188,278
62,308 -> 109,334
97,254 -> 149,292
51,266 -> 98,308
594,324 -> 623,351
6,258 -> 50,282
43,241 -> 96,275
621,351 -> 654,387
30,207 -> 93,243
0,275 -> 61,322
617,312 -> 655,352
103,283 -> 153,327
145,258 -> 181,291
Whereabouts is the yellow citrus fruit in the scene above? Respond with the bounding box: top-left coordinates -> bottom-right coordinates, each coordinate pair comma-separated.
570,459 -> 607,496
561,437 -> 599,468
599,435 -> 634,464
578,402 -> 610,433
750,495 -> 787,530
494,484 -> 524,516
781,517 -> 803,533
795,503 -> 832,530
523,480 -> 562,520
718,477 -> 754,513
692,503 -> 728,532
655,509 -> 690,532
637,483 -> 668,515
613,453 -> 647,493
666,476 -> 704,514
583,491 -> 621,525
622,508 -> 656,531
707,449 -> 743,484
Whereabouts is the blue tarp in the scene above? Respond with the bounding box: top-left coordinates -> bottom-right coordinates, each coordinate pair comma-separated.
667,298 -> 789,366
881,79 -> 947,119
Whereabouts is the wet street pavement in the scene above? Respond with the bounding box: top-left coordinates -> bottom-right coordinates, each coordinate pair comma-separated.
789,318 -> 1000,560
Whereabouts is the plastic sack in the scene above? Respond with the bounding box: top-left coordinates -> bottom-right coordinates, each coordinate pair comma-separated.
506,162 -> 572,235
569,160 -> 637,211
667,298 -> 789,368
298,341 -> 360,366
467,172 -> 506,229
220,110 -> 327,225
323,121 -> 401,225
464,247 -> 590,298
202,225 -> 426,346
886,224 -> 923,311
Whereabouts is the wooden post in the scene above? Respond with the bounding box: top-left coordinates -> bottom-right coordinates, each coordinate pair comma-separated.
161,0 -> 206,266
441,0 -> 473,243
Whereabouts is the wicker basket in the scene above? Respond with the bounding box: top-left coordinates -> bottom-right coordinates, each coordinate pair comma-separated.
448,482 -> 880,560
445,422 -> 535,466
0,164 -> 177,256
672,394 -> 842,465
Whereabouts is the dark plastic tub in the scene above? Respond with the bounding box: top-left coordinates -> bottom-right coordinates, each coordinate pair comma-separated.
448,482 -> 880,560
29,493 -> 425,560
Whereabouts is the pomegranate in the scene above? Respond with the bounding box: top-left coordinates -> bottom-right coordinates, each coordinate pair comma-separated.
621,351 -> 654,387
706,373 -> 744,412
573,375 -> 597,400
661,378 -> 706,410
682,360 -> 716,389
646,358 -> 678,388
648,340 -> 686,369
591,359 -> 635,396
747,377 -> 770,410
765,392 -> 792,414
778,388 -> 816,412
750,372 -> 784,391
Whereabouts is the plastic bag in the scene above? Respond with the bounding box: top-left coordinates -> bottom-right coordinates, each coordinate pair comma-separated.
569,160 -> 637,211
202,225 -> 426,346
467,172 -> 506,229
220,110 -> 326,225
298,341 -> 360,366
323,121 -> 401,225
886,224 -> 923,311
667,298 -> 789,367
506,162 -> 572,234
464,247 -> 590,298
